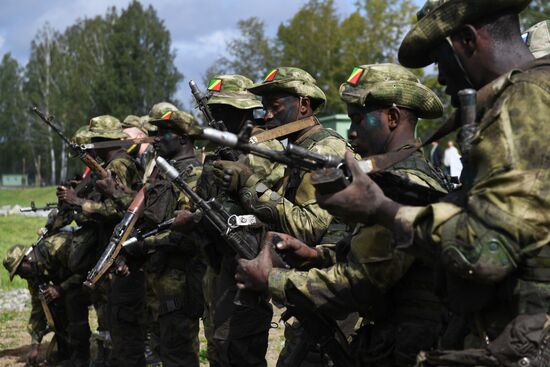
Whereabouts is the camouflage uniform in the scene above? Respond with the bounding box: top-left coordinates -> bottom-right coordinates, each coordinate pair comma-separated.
392,0 -> 550,363
70,116 -> 143,367
3,237 -> 78,362
243,67 -> 351,367
198,74 -> 284,367
268,64 -> 449,366
139,104 -> 205,367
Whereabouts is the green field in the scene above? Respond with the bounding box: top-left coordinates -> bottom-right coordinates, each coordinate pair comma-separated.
0,186 -> 57,208
0,186 -> 56,289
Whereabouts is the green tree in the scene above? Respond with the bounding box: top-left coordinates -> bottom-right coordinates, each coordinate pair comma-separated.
277,0 -> 343,114
95,0 -> 183,118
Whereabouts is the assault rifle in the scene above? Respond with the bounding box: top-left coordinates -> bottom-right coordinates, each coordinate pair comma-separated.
20,201 -> 57,212
84,185 -> 147,288
199,126 -> 374,195
156,156 -> 288,266
30,107 -> 109,179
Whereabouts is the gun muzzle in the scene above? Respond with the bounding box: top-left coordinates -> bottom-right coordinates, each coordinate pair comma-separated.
201,128 -> 239,148
155,156 -> 180,181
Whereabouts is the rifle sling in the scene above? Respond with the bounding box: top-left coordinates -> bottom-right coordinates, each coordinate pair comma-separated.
249,116 -> 318,144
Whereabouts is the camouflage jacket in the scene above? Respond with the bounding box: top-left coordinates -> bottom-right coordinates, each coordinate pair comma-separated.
248,120 -> 350,246
393,57 -> 550,341
28,231 -> 80,344
268,147 -> 448,316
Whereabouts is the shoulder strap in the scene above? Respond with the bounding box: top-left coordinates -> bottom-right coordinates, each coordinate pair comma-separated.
249,116 -> 318,144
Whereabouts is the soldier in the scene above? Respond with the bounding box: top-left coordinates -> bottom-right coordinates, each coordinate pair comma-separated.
57,116 -> 142,367
211,67 -> 351,367
123,103 -> 205,367
235,63 -> 449,366
312,0 -> 550,365
3,239 -> 74,366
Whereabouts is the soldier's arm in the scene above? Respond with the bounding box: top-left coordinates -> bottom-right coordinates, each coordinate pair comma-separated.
242,136 -> 348,246
269,224 -> 414,318
27,285 -> 47,345
81,158 -> 141,219
392,82 -> 550,284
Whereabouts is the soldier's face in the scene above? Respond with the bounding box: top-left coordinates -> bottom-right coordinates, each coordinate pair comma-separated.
209,104 -> 249,134
431,41 -> 472,107
347,104 -> 388,157
262,93 -> 301,127
17,259 -> 35,280
153,127 -> 181,158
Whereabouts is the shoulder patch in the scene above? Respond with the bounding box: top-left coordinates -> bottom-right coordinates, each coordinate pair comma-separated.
264,68 -> 278,82
347,67 -> 364,85
208,79 -> 223,91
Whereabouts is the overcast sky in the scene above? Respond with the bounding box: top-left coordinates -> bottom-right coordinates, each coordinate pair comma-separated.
0,0 -> 411,104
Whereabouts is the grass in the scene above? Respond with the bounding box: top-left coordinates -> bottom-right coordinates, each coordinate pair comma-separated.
0,186 -> 57,208
0,216 -> 47,289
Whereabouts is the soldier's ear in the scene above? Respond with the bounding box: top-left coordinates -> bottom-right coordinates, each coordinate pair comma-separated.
299,97 -> 312,114
452,24 -> 478,58
387,106 -> 400,130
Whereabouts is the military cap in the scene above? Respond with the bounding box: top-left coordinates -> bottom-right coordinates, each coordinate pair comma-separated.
206,74 -> 262,110
139,115 -> 158,132
339,64 -> 443,119
248,67 -> 326,112
3,244 -> 29,281
122,114 -> 157,134
399,0 -> 531,68
148,102 -> 178,121
149,110 -> 202,137
72,125 -> 91,145
524,20 -> 550,59
79,115 -> 128,140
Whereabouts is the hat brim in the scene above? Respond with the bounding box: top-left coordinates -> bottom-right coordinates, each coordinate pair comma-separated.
341,80 -> 443,119
207,93 -> 262,110
9,253 -> 26,281
79,130 -> 129,140
399,0 -> 531,68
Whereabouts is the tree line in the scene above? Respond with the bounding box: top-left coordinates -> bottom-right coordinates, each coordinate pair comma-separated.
0,0 -> 547,185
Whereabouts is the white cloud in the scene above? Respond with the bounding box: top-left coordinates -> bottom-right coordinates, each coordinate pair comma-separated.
0,35 -> 5,50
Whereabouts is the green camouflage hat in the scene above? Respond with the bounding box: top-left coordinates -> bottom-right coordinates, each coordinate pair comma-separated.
72,125 -> 91,145
149,110 -> 202,137
399,0 -> 531,68
122,115 -> 157,134
248,67 -> 326,112
149,102 -> 178,121
3,244 -> 29,281
339,64 -> 443,119
140,115 -> 158,132
524,20 -> 550,59
206,74 -> 262,110
80,115 -> 128,140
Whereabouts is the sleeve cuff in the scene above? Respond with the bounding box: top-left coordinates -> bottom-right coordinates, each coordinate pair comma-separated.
268,268 -> 292,304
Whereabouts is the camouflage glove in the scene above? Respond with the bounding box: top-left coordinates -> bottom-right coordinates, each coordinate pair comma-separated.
239,184 -> 279,224
212,160 -> 260,192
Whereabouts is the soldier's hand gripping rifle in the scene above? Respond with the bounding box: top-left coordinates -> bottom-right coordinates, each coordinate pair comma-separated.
20,201 -> 57,213
30,107 -> 109,179
83,185 -> 147,288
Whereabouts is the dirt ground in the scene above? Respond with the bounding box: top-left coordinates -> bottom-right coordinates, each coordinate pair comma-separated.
0,304 -> 286,367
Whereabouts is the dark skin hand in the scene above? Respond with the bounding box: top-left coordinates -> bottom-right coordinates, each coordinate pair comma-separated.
234,231 -> 321,291
56,185 -> 84,207
42,286 -> 61,302
170,209 -> 200,233
316,151 -> 401,228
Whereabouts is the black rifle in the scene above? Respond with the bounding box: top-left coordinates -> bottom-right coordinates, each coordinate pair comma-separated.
199,126 -> 375,195
121,217 -> 176,248
156,156 -> 287,265
20,201 -> 57,212
189,80 -> 227,131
